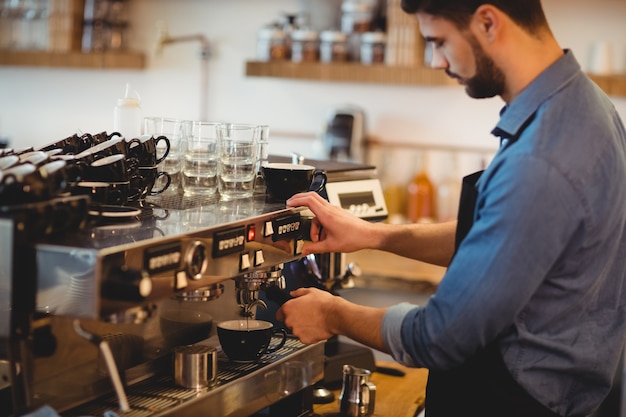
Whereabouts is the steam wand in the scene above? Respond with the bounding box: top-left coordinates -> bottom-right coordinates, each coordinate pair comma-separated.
73,320 -> 130,412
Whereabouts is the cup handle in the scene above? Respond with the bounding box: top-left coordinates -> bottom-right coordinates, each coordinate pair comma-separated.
265,328 -> 288,354
108,131 -> 122,140
149,171 -> 171,195
154,135 -> 170,164
362,381 -> 376,416
308,169 -> 327,194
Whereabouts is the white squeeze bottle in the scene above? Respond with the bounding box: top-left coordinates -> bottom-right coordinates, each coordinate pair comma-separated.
113,83 -> 142,139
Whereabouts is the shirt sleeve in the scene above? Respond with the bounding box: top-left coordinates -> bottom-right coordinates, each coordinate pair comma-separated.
386,153 -> 582,370
382,303 -> 420,367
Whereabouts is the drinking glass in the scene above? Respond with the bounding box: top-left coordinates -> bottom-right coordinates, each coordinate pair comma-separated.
217,123 -> 259,200
181,121 -> 220,196
144,117 -> 191,193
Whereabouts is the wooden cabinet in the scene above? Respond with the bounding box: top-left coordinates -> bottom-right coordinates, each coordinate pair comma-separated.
0,50 -> 145,69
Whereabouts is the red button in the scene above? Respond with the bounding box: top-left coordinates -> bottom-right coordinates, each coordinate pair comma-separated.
247,225 -> 256,242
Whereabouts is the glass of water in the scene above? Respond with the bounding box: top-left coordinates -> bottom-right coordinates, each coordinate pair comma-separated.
181,121 -> 220,196
143,117 -> 191,194
216,123 -> 259,200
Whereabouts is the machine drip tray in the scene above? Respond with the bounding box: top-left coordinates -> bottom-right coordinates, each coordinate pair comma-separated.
65,337 -> 324,417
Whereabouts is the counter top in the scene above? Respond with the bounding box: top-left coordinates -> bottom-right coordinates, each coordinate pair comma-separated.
314,361 -> 428,417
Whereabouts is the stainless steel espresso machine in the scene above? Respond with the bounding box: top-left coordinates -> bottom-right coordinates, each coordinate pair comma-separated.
0,156 -> 388,417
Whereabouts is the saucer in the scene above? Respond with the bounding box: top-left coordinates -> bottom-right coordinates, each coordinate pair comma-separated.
88,205 -> 141,219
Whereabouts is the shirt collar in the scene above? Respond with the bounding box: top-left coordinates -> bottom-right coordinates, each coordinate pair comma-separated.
491,49 -> 581,143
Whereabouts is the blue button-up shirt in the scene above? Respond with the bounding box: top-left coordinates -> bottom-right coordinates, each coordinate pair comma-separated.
382,50 -> 626,416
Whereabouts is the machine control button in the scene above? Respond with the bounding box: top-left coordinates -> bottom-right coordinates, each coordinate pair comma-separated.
174,270 -> 189,290
255,250 -> 265,266
264,221 -> 274,237
240,252 -> 251,271
295,239 -> 305,255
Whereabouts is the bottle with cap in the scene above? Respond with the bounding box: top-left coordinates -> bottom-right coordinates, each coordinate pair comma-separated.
114,83 -> 142,140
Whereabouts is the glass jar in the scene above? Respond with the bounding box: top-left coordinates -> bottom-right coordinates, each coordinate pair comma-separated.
256,27 -> 289,61
320,31 -> 348,63
290,29 -> 320,63
341,0 -> 374,34
360,31 -> 386,64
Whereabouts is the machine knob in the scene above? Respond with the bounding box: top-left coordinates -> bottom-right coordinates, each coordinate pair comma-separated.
103,266 -> 153,301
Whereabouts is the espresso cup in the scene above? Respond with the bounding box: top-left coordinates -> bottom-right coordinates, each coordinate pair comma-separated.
217,319 -> 287,362
0,155 -> 19,170
74,135 -> 140,164
127,135 -> 170,166
83,154 -> 138,183
128,166 -> 171,201
0,164 -> 51,205
91,130 -> 122,146
71,181 -> 130,205
262,163 -> 327,202
38,133 -> 93,155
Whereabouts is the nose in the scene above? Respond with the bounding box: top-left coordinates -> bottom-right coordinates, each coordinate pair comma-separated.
425,44 -> 448,69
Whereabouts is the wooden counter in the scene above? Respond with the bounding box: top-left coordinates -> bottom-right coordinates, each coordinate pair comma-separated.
314,361 -> 428,417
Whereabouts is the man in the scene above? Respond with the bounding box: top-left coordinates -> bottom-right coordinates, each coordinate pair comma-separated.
277,1 -> 626,416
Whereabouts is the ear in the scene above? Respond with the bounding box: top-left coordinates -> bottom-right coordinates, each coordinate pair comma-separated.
471,4 -> 501,43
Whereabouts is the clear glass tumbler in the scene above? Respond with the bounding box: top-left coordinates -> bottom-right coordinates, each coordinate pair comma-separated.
216,123 -> 259,200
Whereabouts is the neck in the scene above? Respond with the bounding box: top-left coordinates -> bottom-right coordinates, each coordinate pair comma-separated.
497,28 -> 564,103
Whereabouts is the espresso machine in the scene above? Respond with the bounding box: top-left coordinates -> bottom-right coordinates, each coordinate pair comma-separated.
0,154 -> 388,417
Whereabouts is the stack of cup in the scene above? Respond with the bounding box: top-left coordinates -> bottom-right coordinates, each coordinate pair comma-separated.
126,134 -> 171,201
143,117 -> 191,194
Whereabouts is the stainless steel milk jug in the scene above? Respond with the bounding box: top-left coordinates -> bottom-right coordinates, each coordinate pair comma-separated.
339,364 -> 376,417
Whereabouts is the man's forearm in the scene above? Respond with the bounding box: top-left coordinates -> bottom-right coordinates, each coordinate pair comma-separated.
372,221 -> 457,267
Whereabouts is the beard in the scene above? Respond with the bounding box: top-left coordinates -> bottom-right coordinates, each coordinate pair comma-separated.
448,35 -> 506,99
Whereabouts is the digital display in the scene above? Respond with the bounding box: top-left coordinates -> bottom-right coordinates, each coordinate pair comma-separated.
272,213 -> 302,242
338,191 -> 376,209
212,226 -> 246,258
144,242 -> 182,274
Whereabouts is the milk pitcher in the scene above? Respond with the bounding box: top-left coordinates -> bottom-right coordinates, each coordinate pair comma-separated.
339,364 -> 376,417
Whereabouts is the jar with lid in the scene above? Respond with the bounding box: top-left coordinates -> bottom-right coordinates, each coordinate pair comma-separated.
290,29 -> 320,63
320,31 -> 348,63
341,0 -> 374,34
360,31 -> 386,64
256,27 -> 289,61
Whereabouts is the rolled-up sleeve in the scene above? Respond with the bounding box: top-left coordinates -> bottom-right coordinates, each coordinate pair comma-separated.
382,303 -> 420,367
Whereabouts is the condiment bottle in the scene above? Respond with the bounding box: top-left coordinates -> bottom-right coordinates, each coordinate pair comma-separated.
406,152 -> 436,223
256,27 -> 289,61
360,31 -> 386,64
436,152 -> 461,222
113,83 -> 142,140
320,30 -> 348,63
290,29 -> 319,63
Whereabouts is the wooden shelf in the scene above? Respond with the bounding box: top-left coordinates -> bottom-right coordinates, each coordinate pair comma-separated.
0,50 -> 145,70
588,73 -> 626,98
245,60 -> 455,87
247,61 -> 626,98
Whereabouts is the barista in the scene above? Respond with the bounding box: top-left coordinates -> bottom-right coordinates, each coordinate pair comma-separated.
277,0 -> 626,416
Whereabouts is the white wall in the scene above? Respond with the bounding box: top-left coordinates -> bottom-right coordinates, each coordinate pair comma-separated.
0,0 -> 625,185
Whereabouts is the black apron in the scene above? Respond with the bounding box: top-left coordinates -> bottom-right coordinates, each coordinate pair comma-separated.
424,170 -> 562,417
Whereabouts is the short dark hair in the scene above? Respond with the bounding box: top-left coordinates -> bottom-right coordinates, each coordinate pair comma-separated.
401,0 -> 549,32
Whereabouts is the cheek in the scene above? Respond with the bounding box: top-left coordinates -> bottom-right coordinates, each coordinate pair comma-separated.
448,45 -> 476,77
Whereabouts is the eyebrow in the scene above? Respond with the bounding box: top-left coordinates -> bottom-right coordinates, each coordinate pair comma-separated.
423,36 -> 439,43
